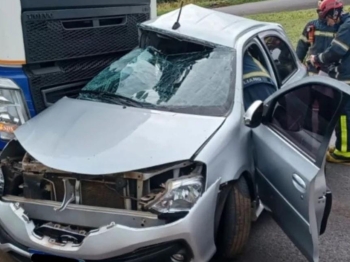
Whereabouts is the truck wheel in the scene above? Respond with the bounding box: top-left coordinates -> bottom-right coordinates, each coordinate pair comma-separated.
217,176 -> 252,259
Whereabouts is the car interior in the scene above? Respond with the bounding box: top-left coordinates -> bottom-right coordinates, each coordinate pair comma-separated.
270,84 -> 342,159
243,39 -> 341,160
246,44 -> 270,74
263,36 -> 297,82
242,43 -> 278,110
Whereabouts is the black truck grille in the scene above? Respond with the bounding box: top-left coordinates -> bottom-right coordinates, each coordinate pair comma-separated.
21,4 -> 150,113
23,52 -> 125,113
23,13 -> 149,64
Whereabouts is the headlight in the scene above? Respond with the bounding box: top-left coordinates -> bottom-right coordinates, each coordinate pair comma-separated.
0,78 -> 29,140
150,174 -> 204,214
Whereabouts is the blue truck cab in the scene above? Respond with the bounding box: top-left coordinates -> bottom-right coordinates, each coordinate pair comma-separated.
0,0 -> 156,148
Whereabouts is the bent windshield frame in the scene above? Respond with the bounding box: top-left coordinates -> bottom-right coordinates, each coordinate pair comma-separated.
78,33 -> 236,117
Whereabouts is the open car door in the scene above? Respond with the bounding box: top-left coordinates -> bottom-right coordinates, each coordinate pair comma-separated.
247,76 -> 350,262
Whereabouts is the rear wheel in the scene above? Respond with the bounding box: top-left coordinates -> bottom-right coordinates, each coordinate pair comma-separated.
217,176 -> 252,259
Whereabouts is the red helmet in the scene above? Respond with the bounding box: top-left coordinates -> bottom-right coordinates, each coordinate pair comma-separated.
318,0 -> 343,19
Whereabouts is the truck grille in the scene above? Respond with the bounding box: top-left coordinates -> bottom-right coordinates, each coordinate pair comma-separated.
23,53 -> 124,113
21,5 -> 150,113
23,13 -> 149,64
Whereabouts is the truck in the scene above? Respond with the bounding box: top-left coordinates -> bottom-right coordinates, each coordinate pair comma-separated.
0,0 -> 157,148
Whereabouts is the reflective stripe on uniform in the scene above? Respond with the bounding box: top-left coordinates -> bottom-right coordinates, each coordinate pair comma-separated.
340,115 -> 348,152
314,31 -> 335,37
319,53 -> 324,63
335,63 -> 340,79
300,35 -> 308,42
251,56 -> 269,74
334,149 -> 350,157
243,71 -> 270,79
332,39 -> 350,51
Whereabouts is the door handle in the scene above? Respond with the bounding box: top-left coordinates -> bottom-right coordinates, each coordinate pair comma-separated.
292,174 -> 306,194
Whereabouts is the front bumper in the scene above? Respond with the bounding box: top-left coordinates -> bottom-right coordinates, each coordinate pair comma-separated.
0,179 -> 220,262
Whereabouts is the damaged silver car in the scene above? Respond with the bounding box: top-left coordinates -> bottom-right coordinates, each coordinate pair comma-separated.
0,4 -> 348,262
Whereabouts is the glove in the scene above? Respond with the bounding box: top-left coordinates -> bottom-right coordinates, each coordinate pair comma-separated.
310,55 -> 316,65
309,55 -> 321,70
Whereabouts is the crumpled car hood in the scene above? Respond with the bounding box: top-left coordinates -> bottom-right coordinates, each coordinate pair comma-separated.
14,97 -> 225,175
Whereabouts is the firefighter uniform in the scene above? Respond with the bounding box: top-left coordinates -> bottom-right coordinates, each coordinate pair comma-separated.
243,53 -> 276,110
314,13 -> 350,161
296,19 -> 338,135
296,18 -> 338,74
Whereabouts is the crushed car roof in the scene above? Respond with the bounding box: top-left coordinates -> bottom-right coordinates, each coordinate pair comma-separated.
141,4 -> 275,48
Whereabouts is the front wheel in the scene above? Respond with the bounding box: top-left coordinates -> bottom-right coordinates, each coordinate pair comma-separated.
216,176 -> 252,259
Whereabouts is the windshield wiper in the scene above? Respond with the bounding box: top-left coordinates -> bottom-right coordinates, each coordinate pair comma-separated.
79,90 -> 149,108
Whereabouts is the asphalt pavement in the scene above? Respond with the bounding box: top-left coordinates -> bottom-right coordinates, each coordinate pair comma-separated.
1,1 -> 350,262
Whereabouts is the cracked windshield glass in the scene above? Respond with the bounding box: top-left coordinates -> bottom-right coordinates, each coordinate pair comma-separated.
78,36 -> 234,116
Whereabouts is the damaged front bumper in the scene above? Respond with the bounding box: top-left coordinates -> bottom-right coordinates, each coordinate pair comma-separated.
0,179 -> 221,262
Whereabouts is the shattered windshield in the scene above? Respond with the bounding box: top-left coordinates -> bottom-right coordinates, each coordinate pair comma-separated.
79,43 -> 234,116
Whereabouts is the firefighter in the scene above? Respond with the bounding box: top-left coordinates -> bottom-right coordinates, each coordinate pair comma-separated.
243,52 -> 277,110
296,0 -> 338,73
310,0 -> 350,163
296,0 -> 339,135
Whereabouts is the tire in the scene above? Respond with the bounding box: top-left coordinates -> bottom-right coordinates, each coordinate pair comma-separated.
217,176 -> 252,259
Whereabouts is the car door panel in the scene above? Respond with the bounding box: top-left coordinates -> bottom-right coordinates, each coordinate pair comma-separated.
253,124 -> 324,262
251,76 -> 350,262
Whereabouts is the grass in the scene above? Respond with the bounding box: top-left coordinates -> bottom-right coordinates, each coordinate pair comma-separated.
246,6 -> 350,48
157,0 -> 263,15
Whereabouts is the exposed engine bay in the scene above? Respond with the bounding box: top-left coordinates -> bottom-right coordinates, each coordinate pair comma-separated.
0,145 -> 205,245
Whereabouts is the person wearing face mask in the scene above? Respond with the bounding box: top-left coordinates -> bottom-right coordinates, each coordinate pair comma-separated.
310,0 -> 350,164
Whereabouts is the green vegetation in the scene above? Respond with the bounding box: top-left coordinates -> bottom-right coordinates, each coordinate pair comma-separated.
157,0 -> 263,15
246,6 -> 350,48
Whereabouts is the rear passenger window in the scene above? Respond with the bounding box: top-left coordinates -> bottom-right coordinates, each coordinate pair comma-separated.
263,36 -> 297,84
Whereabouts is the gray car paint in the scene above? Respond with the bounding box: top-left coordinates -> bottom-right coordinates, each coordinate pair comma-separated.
195,23 -> 307,188
140,3 -> 274,48
0,178 -> 221,261
0,4 -> 340,262
251,75 -> 350,262
14,97 -> 224,175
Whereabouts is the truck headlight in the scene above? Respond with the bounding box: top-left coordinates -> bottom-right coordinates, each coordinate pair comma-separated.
150,175 -> 204,214
0,78 -> 29,140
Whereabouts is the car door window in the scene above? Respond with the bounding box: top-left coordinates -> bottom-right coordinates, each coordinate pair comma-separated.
268,83 -> 342,160
263,35 -> 298,84
242,42 -> 278,111
244,42 -> 277,84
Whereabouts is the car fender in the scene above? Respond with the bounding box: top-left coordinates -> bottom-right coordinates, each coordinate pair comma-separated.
194,105 -> 254,189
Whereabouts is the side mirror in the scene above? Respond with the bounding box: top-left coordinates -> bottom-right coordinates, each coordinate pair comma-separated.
244,100 -> 264,128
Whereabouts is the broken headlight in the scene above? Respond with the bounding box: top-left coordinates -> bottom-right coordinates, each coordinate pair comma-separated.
0,78 -> 29,140
150,175 -> 204,214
